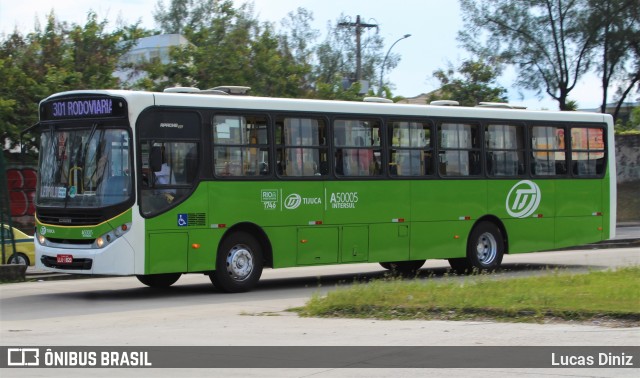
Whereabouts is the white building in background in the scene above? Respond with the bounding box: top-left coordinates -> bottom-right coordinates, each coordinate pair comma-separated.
114,34 -> 191,85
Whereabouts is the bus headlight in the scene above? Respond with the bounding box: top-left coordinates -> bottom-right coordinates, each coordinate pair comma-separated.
37,234 -> 47,245
93,223 -> 130,249
114,223 -> 131,237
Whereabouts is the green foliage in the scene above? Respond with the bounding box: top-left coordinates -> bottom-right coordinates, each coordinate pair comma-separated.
615,107 -> 640,134
564,100 -> 579,111
427,59 -> 508,106
0,11 -> 135,152
587,0 -> 640,120
459,0 -> 640,116
0,0 -> 413,152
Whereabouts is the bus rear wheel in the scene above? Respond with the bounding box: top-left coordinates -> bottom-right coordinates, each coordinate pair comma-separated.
136,273 -> 181,288
379,260 -> 425,276
210,231 -> 263,293
448,221 -> 504,274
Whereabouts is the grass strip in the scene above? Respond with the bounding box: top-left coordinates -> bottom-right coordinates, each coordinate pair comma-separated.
294,266 -> 640,326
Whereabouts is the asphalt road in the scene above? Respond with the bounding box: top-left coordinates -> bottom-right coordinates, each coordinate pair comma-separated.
2,246 -> 639,378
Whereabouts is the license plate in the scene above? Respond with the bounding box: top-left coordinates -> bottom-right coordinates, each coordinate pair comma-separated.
56,254 -> 73,264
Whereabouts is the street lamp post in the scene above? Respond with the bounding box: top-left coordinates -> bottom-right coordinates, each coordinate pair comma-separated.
378,34 -> 411,97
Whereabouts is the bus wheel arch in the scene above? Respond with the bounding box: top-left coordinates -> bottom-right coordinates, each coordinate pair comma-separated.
449,217 -> 506,274
210,224 -> 269,293
473,215 -> 509,255
222,222 -> 273,268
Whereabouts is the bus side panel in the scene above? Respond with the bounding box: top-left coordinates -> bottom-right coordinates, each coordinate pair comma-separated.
323,181 -> 411,225
555,179 -> 603,248
489,180 -> 556,253
297,227 -> 339,265
410,221 -> 468,260
412,181 -> 488,222
503,218 -> 555,253
188,228 -> 218,272
264,227 -> 297,268
368,223 -> 409,263
410,180 -> 486,260
210,182 -> 325,227
324,180 -> 410,264
341,226 -> 369,263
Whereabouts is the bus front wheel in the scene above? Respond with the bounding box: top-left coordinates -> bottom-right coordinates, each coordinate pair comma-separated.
448,221 -> 504,274
136,273 -> 181,288
210,231 -> 263,293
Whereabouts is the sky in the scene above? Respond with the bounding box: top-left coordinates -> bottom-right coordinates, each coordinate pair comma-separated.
0,0 -> 606,110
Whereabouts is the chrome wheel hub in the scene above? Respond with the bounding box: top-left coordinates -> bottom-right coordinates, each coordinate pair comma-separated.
476,232 -> 497,265
225,245 -> 253,281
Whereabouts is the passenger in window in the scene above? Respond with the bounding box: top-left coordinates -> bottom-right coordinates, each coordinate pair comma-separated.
355,137 -> 372,175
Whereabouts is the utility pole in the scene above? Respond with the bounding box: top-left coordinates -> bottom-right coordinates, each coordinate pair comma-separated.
338,15 -> 378,82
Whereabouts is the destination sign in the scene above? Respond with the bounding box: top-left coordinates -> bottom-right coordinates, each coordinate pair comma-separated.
41,97 -> 127,120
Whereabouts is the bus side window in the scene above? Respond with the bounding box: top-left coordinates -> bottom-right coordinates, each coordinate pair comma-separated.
531,126 -> 566,176
485,124 -> 525,177
571,127 -> 605,176
438,122 -> 480,177
276,117 -> 327,177
213,114 -> 269,177
334,119 -> 382,177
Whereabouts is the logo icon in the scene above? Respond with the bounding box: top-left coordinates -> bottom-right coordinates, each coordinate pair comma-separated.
284,194 -> 302,210
506,180 -> 541,218
261,190 -> 278,202
7,348 -> 40,366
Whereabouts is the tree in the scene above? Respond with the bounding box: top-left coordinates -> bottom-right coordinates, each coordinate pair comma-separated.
459,0 -> 595,110
148,0 -> 313,97
587,0 -> 640,119
311,14 -> 385,99
427,59 -> 508,106
0,11 -> 140,151
278,7 -> 318,95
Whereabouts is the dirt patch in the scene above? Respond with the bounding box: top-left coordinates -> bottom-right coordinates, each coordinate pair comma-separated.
617,181 -> 640,223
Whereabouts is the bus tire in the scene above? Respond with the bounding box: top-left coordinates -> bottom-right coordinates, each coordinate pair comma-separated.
210,231 -> 263,293
379,260 -> 425,276
136,273 -> 181,288
8,252 -> 30,266
449,221 -> 504,274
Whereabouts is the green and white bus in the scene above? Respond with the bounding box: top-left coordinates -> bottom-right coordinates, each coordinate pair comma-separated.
34,88 -> 616,292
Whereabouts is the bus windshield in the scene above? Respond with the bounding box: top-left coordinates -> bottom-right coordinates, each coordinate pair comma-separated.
37,125 -> 132,208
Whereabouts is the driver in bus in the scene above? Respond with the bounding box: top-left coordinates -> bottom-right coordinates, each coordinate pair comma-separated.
154,146 -> 175,203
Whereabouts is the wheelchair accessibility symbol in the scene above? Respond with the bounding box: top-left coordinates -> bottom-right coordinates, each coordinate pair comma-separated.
178,214 -> 188,227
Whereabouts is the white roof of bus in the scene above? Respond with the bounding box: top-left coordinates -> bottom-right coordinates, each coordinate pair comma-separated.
43,89 -> 612,125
